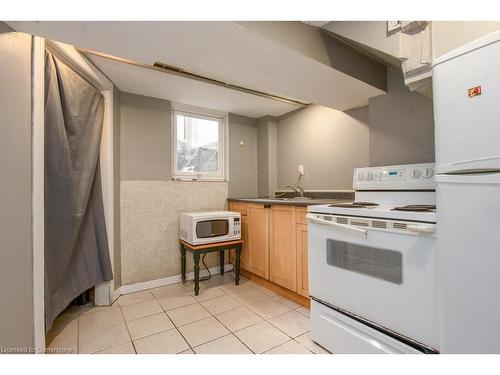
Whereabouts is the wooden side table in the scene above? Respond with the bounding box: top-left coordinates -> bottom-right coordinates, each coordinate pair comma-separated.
179,239 -> 244,296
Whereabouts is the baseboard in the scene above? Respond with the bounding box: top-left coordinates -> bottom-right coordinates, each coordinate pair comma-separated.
241,269 -> 310,308
119,263 -> 234,295
112,286 -> 121,303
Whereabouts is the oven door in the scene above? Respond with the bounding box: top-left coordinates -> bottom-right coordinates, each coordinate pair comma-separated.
307,213 -> 438,350
193,218 -> 234,244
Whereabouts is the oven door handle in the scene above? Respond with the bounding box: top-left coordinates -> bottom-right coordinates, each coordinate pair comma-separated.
306,213 -> 367,238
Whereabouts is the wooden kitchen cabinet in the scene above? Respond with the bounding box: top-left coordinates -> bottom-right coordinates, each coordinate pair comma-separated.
239,215 -> 250,270
246,203 -> 270,279
295,206 -> 308,225
228,201 -> 247,216
296,223 -> 309,297
228,200 -> 310,301
270,205 -> 297,291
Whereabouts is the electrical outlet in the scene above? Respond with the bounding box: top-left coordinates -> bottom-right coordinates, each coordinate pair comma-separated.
298,164 -> 304,176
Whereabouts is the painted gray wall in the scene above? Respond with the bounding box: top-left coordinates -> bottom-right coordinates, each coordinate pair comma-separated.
120,92 -> 258,197
0,25 -> 34,349
275,67 -> 434,191
277,104 -> 370,190
369,67 -> 435,166
120,92 -> 172,181
257,118 -> 269,196
256,116 -> 278,197
228,113 -> 258,198
118,94 -> 257,284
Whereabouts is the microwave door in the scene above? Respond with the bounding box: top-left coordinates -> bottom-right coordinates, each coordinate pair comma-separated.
196,219 -> 229,239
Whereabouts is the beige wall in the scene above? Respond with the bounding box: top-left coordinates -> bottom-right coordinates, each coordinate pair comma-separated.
432,21 -> 500,59
228,114 -> 258,198
0,25 -> 34,349
369,67 -> 435,167
277,104 -> 370,190
121,181 -> 228,285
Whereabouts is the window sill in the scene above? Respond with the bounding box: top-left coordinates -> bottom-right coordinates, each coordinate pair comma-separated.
171,177 -> 228,183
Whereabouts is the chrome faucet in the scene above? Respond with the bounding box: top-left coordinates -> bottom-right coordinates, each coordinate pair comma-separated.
286,184 -> 305,197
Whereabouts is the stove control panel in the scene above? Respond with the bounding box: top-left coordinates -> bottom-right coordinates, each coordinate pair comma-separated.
353,163 -> 436,190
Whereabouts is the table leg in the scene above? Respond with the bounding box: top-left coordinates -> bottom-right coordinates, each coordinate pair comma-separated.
193,252 -> 200,296
235,244 -> 242,285
219,251 -> 225,275
180,244 -> 186,282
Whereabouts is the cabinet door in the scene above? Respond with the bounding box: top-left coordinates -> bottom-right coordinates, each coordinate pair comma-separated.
229,201 -> 247,216
239,215 -> 250,270
296,223 -> 309,297
269,205 -> 297,290
247,204 -> 269,279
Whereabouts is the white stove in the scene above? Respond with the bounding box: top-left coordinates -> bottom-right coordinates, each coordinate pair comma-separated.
310,200 -> 436,223
311,163 -> 437,223
307,163 -> 439,354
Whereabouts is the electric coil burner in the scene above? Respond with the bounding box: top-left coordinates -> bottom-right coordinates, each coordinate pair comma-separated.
329,202 -> 379,208
392,204 -> 436,212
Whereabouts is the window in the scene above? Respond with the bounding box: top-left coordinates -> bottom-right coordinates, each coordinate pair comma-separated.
172,104 -> 227,180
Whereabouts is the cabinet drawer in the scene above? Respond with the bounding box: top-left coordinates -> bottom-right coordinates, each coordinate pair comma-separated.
229,201 -> 247,216
311,301 -> 421,354
295,207 -> 308,225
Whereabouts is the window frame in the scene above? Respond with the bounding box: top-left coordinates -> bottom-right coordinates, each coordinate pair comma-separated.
171,103 -> 228,181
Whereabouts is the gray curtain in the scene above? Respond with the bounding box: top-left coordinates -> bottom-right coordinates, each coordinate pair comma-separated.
44,50 -> 113,331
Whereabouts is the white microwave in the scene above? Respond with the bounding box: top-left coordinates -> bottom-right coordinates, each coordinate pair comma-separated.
180,211 -> 241,245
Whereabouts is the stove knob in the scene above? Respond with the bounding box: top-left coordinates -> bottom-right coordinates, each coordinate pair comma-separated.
423,168 -> 434,178
410,169 -> 421,179
357,172 -> 365,181
366,172 -> 374,181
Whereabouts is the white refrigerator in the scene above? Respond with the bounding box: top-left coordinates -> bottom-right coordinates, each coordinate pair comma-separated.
433,30 -> 500,353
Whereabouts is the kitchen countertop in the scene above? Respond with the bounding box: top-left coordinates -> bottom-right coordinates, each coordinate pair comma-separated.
227,197 -> 352,207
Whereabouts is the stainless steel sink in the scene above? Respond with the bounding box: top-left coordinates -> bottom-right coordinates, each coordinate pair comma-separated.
265,197 -> 312,202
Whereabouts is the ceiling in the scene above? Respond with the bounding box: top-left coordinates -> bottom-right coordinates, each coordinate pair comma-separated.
85,52 -> 300,118
8,21 -> 385,115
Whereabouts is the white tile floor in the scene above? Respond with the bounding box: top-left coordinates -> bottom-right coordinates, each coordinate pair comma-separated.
46,272 -> 330,354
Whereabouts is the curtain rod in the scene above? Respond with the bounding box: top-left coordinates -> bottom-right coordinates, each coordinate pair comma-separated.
46,41 -> 102,92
